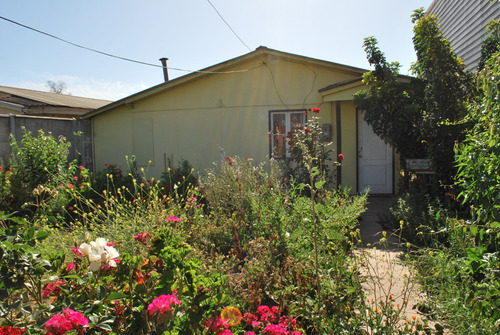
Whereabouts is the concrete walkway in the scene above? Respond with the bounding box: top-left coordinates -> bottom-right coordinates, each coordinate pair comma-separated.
356,195 -> 432,331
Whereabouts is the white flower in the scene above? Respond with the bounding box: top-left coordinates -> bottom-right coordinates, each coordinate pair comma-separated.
79,237 -> 120,271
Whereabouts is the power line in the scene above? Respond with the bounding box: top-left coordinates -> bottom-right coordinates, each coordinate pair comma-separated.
206,0 -> 253,52
204,1 -> 293,109
0,15 -> 256,75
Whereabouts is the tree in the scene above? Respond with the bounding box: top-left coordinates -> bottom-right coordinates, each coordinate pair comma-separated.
46,80 -> 68,94
478,19 -> 500,70
410,8 -> 471,186
353,37 -> 426,161
455,52 -> 500,223
354,8 -> 471,189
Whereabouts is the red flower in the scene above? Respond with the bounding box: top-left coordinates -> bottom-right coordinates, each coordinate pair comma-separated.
311,107 -> 320,113
44,309 -> 88,335
338,153 -> 344,161
148,294 -> 181,315
70,246 -> 83,257
134,232 -> 152,245
256,305 -> 277,323
243,312 -> 259,327
263,324 -> 288,334
166,216 -> 180,222
205,316 -> 229,332
0,326 -> 25,335
66,262 -> 75,271
278,316 -> 297,328
216,330 -> 233,335
226,156 -> 233,166
42,280 -> 66,298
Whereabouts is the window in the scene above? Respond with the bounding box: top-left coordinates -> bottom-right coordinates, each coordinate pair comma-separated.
269,110 -> 306,158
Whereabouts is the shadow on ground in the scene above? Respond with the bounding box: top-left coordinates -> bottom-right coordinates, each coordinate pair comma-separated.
358,195 -> 400,250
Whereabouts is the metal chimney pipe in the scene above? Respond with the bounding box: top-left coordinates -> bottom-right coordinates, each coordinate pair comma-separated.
159,57 -> 169,82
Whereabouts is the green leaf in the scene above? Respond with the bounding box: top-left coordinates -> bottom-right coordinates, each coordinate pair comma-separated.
314,181 -> 326,189
107,292 -> 128,300
35,230 -> 49,240
470,225 -> 478,237
490,222 -> 500,229
97,323 -> 113,332
63,274 -> 82,281
25,227 -> 35,240
88,315 -> 99,325
1,240 -> 14,249
96,285 -> 106,300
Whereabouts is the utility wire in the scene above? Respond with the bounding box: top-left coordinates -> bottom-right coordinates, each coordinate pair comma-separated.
204,1 -> 291,109
0,15 -> 256,75
205,0 -> 253,52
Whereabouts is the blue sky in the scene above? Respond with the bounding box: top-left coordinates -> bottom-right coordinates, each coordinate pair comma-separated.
1,0 -> 431,100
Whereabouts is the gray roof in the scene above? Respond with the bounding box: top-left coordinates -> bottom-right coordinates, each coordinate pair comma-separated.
0,85 -> 111,109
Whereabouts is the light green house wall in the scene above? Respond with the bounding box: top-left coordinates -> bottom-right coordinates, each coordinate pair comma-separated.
88,47 -> 385,193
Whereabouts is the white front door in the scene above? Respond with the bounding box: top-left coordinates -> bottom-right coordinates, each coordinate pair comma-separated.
357,110 -> 393,194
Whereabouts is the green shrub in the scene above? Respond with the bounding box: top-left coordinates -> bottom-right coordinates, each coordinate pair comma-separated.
390,190 -> 449,248
160,158 -> 198,198
7,128 -> 77,217
0,164 -> 13,211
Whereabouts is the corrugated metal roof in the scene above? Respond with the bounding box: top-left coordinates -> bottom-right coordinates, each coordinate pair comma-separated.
0,85 -> 112,109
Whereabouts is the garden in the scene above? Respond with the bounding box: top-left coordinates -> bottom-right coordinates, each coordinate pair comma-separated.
1,9 -> 500,335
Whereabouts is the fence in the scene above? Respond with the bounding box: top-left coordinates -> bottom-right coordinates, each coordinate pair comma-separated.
0,114 -> 93,169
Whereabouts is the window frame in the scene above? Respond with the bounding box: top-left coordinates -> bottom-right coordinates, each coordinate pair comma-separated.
269,109 -> 307,159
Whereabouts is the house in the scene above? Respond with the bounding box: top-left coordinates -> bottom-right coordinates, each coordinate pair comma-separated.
0,85 -> 111,118
0,85 -> 111,168
427,0 -> 500,70
84,47 -> 398,194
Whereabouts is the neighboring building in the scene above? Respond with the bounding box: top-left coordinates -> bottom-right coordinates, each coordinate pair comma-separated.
427,0 -> 500,70
84,47 -> 398,194
0,86 -> 111,168
0,85 -> 111,118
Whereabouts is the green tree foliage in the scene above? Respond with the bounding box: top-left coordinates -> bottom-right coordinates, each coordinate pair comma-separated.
455,52 -> 500,223
410,9 -> 470,184
478,19 -> 500,70
353,37 -> 425,161
354,8 -> 471,187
